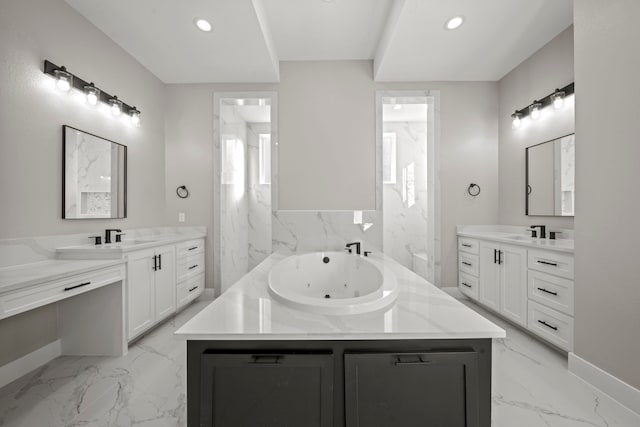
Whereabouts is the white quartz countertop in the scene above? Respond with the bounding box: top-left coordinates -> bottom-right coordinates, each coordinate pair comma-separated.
56,233 -> 206,258
457,231 -> 574,253
175,253 -> 505,341
0,259 -> 125,294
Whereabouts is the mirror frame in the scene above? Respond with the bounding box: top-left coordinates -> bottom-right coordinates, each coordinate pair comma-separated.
525,132 -> 574,217
62,125 -> 127,219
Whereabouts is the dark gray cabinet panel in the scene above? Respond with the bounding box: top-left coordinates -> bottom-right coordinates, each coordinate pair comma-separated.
198,352 -> 334,427
344,351 -> 480,427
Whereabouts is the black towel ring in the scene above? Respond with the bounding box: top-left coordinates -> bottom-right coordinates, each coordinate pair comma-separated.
467,183 -> 481,197
176,185 -> 189,199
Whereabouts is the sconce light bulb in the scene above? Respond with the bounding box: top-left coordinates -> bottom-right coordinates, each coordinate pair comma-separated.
551,90 -> 565,110
84,83 -> 100,107
87,92 -> 98,106
56,78 -> 71,92
109,97 -> 123,116
513,116 -> 521,128
529,102 -> 542,120
54,67 -> 72,92
129,108 -> 141,127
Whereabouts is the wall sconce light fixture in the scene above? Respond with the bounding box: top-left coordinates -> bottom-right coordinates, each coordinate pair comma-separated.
511,82 -> 574,129
44,60 -> 141,126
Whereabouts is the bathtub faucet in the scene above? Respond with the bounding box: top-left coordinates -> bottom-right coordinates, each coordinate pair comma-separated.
345,242 -> 361,255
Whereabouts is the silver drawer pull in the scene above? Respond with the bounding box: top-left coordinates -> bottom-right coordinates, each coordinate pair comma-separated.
188,246 -> 198,251
537,287 -> 558,296
462,261 -> 472,266
189,264 -> 198,270
188,286 -> 198,292
538,320 -> 558,331
462,282 -> 472,288
537,260 -> 558,267
64,281 -> 91,291
462,244 -> 472,248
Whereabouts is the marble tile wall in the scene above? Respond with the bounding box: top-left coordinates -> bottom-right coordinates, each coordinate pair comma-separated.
382,121 -> 428,270
247,123 -> 272,269
220,106 -> 249,292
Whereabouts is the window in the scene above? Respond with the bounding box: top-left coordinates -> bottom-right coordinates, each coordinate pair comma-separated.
383,132 -> 397,184
259,133 -> 271,185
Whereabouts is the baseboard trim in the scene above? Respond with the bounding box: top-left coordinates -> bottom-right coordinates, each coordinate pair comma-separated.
0,340 -> 61,389
569,352 -> 640,415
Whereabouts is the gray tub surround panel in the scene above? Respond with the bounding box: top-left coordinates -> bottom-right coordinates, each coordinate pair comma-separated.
457,225 -> 574,351
176,253 -> 503,427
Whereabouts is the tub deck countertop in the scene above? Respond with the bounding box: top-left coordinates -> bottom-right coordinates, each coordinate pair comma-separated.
175,252 -> 505,341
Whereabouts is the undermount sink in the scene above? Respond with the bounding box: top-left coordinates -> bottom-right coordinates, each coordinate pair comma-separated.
504,235 -> 530,241
268,252 -> 398,315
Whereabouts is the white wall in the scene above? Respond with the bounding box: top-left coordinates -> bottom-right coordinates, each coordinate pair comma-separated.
498,27 -> 575,229
166,74 -> 499,293
574,0 -> 640,390
0,0 -> 166,365
278,61 -> 377,211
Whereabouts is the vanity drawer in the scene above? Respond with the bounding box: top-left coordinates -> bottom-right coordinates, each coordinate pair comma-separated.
0,266 -> 123,320
458,253 -> 479,277
177,274 -> 204,309
458,238 -> 479,255
528,270 -> 574,315
528,250 -> 574,279
458,272 -> 479,300
177,239 -> 204,258
527,301 -> 573,351
177,252 -> 205,282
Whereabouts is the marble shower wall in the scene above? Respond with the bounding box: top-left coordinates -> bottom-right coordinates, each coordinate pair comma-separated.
220,106 -> 249,291
247,123 -> 272,269
382,121 -> 428,270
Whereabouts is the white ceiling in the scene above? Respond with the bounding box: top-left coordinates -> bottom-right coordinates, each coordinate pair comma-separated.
64,0 -> 573,84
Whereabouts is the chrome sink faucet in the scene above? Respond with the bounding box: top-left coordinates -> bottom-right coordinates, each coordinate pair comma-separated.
345,242 -> 361,255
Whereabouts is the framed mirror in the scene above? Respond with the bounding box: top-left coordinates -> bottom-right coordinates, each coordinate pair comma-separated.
526,133 -> 575,217
63,125 -> 127,219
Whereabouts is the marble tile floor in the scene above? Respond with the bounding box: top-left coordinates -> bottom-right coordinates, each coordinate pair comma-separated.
1,297 -> 639,427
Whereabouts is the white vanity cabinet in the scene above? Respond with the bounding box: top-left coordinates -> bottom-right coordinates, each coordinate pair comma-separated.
176,239 -> 205,309
526,250 -> 574,351
478,242 -> 527,327
458,231 -> 575,351
127,245 -> 176,340
457,238 -> 480,300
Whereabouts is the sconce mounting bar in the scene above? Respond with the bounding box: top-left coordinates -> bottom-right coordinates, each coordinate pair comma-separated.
43,60 -> 140,115
514,82 -> 574,117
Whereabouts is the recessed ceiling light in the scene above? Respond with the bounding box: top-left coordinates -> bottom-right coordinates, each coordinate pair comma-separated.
445,16 -> 464,30
194,18 -> 212,32
322,0 -> 335,3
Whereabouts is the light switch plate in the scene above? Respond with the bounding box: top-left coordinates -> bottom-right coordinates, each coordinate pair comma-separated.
178,212 -> 185,222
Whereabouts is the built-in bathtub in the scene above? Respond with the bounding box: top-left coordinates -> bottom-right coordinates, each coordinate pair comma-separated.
268,251 -> 399,315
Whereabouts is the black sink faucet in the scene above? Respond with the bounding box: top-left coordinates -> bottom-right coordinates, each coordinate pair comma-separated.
345,242 -> 361,255
530,225 -> 547,239
105,229 -> 122,244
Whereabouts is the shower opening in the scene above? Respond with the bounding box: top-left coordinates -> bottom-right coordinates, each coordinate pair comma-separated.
380,93 -> 438,284
218,95 -> 274,293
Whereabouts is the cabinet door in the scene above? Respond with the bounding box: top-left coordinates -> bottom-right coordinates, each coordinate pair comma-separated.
127,249 -> 156,340
198,352 -> 333,427
154,245 -> 176,321
499,244 -> 528,327
345,351 -> 480,427
479,241 -> 500,312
